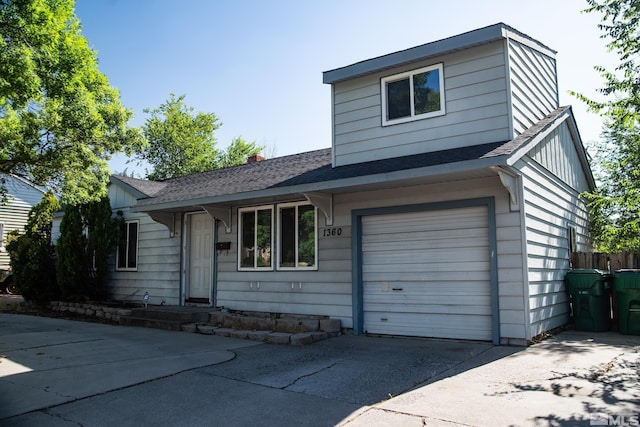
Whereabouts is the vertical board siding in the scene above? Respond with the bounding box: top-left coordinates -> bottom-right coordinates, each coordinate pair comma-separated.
332,41 -> 511,167
508,39 -> 558,136
518,158 -> 590,338
528,122 -> 591,193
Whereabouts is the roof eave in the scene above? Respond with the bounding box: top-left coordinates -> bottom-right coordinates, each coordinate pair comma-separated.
322,23 -> 556,84
132,155 -> 508,213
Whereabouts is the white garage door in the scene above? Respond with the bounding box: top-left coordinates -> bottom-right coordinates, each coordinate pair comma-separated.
362,206 -> 492,341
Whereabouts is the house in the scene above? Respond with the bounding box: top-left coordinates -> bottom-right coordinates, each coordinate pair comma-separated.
106,23 -> 594,345
0,174 -> 46,277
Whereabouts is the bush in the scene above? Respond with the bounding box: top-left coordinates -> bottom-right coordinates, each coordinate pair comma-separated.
6,192 -> 60,305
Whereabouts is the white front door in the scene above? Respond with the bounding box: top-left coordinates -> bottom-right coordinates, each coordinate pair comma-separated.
187,213 -> 213,301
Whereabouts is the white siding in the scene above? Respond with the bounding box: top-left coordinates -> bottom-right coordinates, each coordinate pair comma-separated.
332,41 -> 511,167
517,159 -> 590,339
215,176 -> 527,341
508,39 -> 558,136
0,175 -> 45,268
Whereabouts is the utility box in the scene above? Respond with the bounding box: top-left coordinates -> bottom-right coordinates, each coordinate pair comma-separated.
613,270 -> 640,335
565,269 -> 612,332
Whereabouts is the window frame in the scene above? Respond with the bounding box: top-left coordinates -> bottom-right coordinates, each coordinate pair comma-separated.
381,63 -> 445,126
116,220 -> 139,271
237,205 -> 274,271
277,202 -> 318,271
0,222 -> 4,251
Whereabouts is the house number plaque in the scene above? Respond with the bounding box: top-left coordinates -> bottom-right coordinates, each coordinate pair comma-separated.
320,226 -> 350,238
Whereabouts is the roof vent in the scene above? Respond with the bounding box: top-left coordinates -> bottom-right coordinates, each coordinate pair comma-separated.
247,154 -> 265,164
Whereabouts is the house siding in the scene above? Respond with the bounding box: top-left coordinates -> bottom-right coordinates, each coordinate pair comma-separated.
516,148 -> 590,338
106,184 -> 183,306
0,175 -> 44,268
215,175 -> 527,341
332,41 -> 511,167
508,38 -> 558,135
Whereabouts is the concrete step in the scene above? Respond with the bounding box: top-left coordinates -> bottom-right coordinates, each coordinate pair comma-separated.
119,316 -> 184,331
128,308 -> 210,323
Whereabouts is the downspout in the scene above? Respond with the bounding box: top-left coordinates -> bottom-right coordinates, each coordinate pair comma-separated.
180,212 -> 186,306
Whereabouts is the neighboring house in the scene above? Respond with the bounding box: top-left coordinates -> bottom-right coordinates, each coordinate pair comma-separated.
106,23 -> 594,345
0,174 -> 46,268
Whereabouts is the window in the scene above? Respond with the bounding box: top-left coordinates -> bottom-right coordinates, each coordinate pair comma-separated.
278,203 -> 317,270
381,63 -> 445,126
238,206 -> 273,270
0,222 -> 4,251
116,220 -> 138,270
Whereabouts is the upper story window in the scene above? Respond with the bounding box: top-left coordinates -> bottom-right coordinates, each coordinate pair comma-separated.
381,63 -> 445,126
238,206 -> 273,270
116,220 -> 138,271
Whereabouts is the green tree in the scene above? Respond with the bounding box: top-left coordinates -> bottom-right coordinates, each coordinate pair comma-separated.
0,0 -> 144,205
137,94 -> 263,180
139,94 -> 221,180
56,196 -> 120,300
573,0 -> 640,251
218,136 -> 263,168
6,191 -> 59,304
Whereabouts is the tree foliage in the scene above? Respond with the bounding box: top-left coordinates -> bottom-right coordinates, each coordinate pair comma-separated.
56,196 -> 120,300
6,191 -> 59,304
137,94 -> 262,180
574,0 -> 640,251
0,0 -> 144,204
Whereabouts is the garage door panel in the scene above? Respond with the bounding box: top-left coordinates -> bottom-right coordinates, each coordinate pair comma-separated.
364,312 -> 492,340
362,206 -> 492,341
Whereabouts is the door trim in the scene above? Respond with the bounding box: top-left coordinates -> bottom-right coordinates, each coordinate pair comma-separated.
183,212 -> 215,305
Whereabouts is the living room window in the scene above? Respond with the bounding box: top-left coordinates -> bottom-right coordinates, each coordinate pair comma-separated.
278,202 -> 317,270
116,220 -> 138,271
238,206 -> 273,270
381,63 -> 445,126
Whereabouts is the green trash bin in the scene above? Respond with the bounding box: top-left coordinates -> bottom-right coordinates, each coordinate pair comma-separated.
613,270 -> 640,335
565,269 -> 612,332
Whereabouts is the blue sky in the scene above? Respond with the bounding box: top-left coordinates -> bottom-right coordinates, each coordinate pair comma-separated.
74,0 -> 616,176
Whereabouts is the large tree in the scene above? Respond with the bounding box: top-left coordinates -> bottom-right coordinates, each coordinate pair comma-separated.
0,0 -> 143,204
574,0 -> 640,251
138,93 -> 262,180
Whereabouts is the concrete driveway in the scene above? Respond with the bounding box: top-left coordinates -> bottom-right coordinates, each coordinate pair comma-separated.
1,313 -> 639,426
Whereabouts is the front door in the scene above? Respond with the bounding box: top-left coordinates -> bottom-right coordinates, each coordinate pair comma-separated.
187,213 -> 213,302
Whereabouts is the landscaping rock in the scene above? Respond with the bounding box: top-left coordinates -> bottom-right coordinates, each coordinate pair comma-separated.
181,323 -> 197,333
197,325 -> 217,335
247,330 -> 272,341
214,328 -> 235,337
290,333 -> 313,346
320,319 -> 341,336
229,329 -> 250,339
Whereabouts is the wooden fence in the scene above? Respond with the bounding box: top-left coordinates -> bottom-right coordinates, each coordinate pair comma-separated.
571,252 -> 640,272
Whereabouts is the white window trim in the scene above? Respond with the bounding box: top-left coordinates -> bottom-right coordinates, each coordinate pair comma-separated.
277,202 -> 318,271
237,205 -> 274,271
116,220 -> 139,271
381,63 -> 445,126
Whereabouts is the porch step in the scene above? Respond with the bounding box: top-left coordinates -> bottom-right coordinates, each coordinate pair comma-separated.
120,307 -> 210,331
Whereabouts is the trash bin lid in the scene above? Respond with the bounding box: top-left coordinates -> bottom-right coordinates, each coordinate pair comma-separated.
615,269 -> 640,274
567,269 -> 611,276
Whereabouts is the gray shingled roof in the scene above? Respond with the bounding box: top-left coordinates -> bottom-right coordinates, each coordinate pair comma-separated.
121,106 -> 579,211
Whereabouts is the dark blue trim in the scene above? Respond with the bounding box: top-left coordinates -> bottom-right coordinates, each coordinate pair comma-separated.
351,197 -> 500,345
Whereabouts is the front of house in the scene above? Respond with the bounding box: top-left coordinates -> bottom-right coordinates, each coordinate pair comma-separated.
106,23 -> 594,345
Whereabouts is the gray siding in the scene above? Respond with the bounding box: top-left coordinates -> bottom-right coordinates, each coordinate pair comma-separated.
0,175 -> 44,268
215,176 -> 527,341
517,158 -> 590,339
105,184 -> 182,306
332,41 -> 511,167
508,39 -> 558,136
528,121 -> 590,193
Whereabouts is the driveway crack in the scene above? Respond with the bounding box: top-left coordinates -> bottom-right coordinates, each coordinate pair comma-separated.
283,360 -> 339,389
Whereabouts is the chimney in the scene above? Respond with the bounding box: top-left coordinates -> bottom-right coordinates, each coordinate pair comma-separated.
247,154 -> 265,164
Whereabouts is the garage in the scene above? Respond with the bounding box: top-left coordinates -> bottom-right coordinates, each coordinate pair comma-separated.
360,203 -> 494,341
